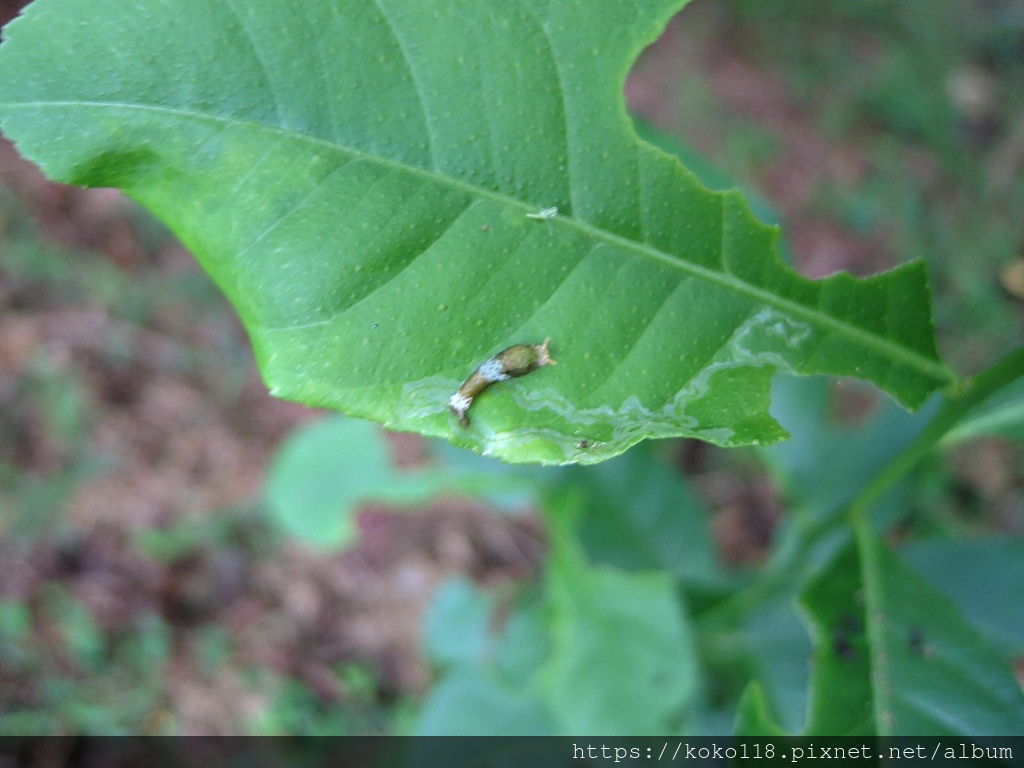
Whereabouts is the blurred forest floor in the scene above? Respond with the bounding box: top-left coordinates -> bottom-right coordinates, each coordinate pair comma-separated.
1,0 -> 1022,734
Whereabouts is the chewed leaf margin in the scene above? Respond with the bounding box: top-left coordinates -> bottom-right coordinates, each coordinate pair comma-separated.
0,0 -> 952,464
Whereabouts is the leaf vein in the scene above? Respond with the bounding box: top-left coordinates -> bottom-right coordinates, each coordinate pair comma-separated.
0,98 -> 951,384
369,0 -> 438,169
219,0 -> 285,127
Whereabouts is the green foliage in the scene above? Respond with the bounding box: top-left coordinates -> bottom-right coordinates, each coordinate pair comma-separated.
1,0 -> 1022,739
251,664 -> 397,736
269,390 -> 1024,736
715,0 -> 1024,373
741,528 -> 1024,736
418,581 -> 555,735
266,417 -> 411,548
903,538 -> 1024,657
564,441 -> 726,589
0,589 -> 171,735
541,522 -> 697,735
940,377 -> 1024,446
265,414 -> 535,548
0,0 -> 952,465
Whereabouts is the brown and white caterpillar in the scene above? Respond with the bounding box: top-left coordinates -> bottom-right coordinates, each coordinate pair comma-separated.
448,339 -> 556,427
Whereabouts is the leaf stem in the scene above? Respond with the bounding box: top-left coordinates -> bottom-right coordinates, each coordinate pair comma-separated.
847,344 -> 1024,520
1,100 -> 954,390
695,344 -> 1024,629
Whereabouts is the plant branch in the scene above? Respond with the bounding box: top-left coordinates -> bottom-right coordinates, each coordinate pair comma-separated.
848,344 -> 1024,520
696,344 -> 1024,629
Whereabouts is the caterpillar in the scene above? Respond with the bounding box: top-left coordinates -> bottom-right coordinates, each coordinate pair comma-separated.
448,339 -> 555,427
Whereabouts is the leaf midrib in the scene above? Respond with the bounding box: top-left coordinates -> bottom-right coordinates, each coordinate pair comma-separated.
1,98 -> 952,384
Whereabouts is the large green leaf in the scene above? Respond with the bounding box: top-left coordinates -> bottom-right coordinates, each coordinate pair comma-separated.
417,578 -> 556,736
414,668 -> 555,736
0,0 -> 951,464
264,415 -> 534,548
940,376 -> 1024,446
738,525 -> 1024,736
540,497 -> 697,734
857,528 -> 1024,735
763,375 -> 937,521
903,537 -> 1024,656
562,441 -> 726,588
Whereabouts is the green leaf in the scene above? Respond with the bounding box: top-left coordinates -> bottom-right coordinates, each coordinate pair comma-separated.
545,563 -> 696,735
567,441 -> 725,588
740,597 -> 814,735
940,376 -> 1024,446
493,597 -> 552,689
741,528 -> 1024,737
414,667 -> 555,736
632,117 -> 785,233
426,578 -> 551,687
423,578 -> 496,669
902,537 -> 1024,656
0,0 -> 951,464
265,416 -> 395,548
541,500 -> 697,735
755,526 -> 1024,736
265,416 -> 540,548
857,528 -> 1024,735
798,542 -> 874,736
265,415 -> 465,548
417,580 -> 555,736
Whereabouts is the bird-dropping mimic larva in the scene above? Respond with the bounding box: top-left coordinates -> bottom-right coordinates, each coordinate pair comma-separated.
448,339 -> 555,427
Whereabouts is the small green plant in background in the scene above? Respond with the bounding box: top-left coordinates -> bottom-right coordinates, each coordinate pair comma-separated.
0,0 -> 1021,736
262,372 -> 1024,735
0,587 -> 172,734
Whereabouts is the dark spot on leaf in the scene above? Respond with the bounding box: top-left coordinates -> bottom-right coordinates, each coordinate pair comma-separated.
833,631 -> 856,661
908,626 -> 926,657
